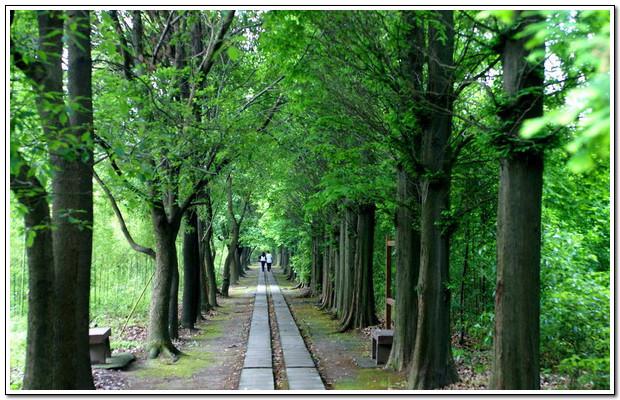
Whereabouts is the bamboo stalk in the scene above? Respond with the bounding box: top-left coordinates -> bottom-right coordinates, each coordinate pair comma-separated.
120,269 -> 155,336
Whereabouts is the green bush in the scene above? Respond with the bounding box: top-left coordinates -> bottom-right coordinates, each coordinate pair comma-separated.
558,355 -> 610,389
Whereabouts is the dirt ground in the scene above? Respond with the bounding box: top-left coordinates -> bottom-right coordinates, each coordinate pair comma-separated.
95,269 -> 257,391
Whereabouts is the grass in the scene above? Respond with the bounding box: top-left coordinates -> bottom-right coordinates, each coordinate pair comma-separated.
9,316 -> 27,390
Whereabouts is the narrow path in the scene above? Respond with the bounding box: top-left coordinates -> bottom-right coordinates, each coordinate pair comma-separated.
238,270 -> 274,389
238,269 -> 325,390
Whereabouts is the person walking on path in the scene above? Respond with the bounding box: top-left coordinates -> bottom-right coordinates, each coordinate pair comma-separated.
266,251 -> 273,272
260,252 -> 267,272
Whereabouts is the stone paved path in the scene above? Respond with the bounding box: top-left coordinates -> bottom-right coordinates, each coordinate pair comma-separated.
238,269 -> 325,391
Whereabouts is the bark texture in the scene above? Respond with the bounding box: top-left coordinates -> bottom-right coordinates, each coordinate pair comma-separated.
182,209 -> 201,329
409,10 -> 458,389
11,160 -> 55,390
340,203 -> 377,331
201,190 -> 219,307
52,10 -> 95,389
491,11 -> 545,390
387,166 -> 421,371
337,207 -> 357,325
310,225 -> 323,296
148,206 -> 181,359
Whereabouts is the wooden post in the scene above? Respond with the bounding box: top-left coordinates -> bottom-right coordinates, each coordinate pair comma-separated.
385,237 -> 395,329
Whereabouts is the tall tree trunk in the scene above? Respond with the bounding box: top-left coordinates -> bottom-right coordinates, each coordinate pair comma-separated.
168,253 -> 180,339
459,227 -> 470,345
338,207 -> 357,325
387,10 -> 424,373
225,175 -> 240,285
11,161 -> 55,390
52,10 -> 95,389
491,11 -> 545,390
320,229 -> 332,309
182,209 -> 200,329
335,217 -> 345,319
204,230 -> 219,307
387,166 -> 421,371
221,248 -> 233,297
310,226 -> 323,296
148,206 -> 181,359
409,10 -> 457,389
329,242 -> 339,313
202,191 -> 219,307
340,204 -> 377,331
237,246 -> 246,278
196,219 -> 210,316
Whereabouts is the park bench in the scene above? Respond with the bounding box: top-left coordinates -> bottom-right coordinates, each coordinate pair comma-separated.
371,329 -> 394,365
89,327 -> 112,364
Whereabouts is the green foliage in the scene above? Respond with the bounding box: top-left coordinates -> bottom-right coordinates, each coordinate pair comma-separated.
9,9 -> 610,391
558,355 -> 610,390
519,10 -> 610,173
9,316 -> 27,390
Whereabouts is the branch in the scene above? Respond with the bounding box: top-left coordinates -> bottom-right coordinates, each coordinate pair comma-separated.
151,11 -> 181,66
238,75 -> 285,113
92,133 -> 150,199
108,11 -> 133,80
175,149 -> 230,223
455,56 -> 501,96
198,10 -> 235,76
238,193 -> 252,227
257,94 -> 285,132
188,10 -> 235,105
225,173 -> 237,226
94,171 -> 156,259
131,11 -> 145,67
10,13 -> 44,84
10,151 -> 47,207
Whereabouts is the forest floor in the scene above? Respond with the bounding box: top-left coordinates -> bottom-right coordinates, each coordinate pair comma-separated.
273,268 -> 570,391
94,270 -> 257,391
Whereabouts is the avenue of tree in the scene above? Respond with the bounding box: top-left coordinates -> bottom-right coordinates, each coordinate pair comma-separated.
10,9 -> 610,390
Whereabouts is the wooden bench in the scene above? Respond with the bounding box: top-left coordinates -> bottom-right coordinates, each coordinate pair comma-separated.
371,329 -> 394,365
89,327 -> 112,364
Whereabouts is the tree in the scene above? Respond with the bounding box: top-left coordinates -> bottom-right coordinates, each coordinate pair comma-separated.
490,11 -> 546,389
182,209 -> 201,330
94,10 -> 236,357
11,10 -> 95,389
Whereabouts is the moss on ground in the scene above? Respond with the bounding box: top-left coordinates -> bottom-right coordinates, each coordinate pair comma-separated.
333,368 -> 407,390
130,271 -> 255,386
134,351 -> 215,379
195,321 -> 223,340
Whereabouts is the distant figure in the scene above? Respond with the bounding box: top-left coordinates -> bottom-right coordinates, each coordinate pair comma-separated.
260,252 -> 267,272
266,251 -> 273,272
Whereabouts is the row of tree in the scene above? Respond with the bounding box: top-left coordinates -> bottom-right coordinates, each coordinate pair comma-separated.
10,9 -> 609,391
11,10 -> 282,389
256,9 -> 609,390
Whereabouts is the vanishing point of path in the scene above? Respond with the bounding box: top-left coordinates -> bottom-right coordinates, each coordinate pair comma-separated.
239,269 -> 325,390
